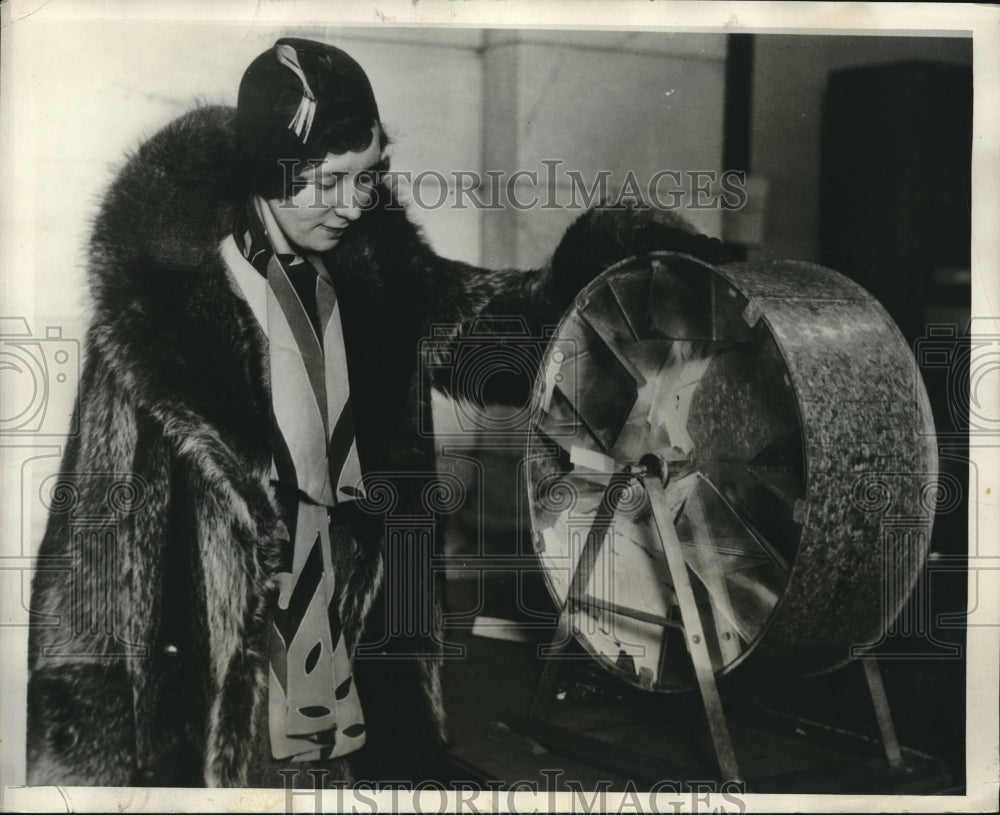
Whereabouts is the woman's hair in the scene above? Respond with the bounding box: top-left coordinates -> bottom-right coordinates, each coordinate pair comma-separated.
235,38 -> 386,200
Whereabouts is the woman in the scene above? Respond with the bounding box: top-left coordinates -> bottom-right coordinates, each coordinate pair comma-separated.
26,37 -> 724,788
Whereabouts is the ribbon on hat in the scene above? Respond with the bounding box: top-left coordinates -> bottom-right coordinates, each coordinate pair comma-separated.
276,43 -> 317,143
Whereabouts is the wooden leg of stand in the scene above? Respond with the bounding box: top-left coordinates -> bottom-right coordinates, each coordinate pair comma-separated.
862,659 -> 905,768
646,477 -> 742,782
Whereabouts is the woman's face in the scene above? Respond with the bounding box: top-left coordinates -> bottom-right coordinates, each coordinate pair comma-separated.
267,125 -> 383,254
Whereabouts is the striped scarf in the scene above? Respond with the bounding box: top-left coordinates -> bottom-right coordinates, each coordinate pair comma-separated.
224,197 -> 366,762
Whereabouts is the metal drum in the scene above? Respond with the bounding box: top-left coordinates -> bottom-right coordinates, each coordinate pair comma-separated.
526,252 -> 938,691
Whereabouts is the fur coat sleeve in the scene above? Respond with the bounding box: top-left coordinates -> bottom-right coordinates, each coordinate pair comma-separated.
26,104 -> 727,789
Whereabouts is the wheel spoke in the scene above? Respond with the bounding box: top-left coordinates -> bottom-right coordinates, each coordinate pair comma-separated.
554,312 -> 639,450
675,473 -> 790,642
745,425 -> 805,506
696,460 -> 803,566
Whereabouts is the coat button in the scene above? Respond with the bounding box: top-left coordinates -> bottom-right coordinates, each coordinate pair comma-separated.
52,723 -> 80,753
161,643 -> 181,668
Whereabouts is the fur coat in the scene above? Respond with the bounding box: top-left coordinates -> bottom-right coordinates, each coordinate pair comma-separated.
26,105 -> 725,788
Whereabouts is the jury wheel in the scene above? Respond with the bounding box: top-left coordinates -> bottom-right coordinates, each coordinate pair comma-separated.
526,252 -> 938,691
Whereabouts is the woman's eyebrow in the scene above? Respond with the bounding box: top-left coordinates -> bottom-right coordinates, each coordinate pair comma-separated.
324,155 -> 389,177
301,155 -> 389,184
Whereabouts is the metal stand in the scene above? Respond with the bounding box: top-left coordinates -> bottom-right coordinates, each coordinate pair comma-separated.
645,474 -> 741,781
862,659 -> 905,768
530,472 -> 631,721
525,465 -> 909,784
530,468 -> 741,781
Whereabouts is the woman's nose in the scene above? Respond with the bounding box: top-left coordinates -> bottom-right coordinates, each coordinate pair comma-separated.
333,178 -> 372,221
336,200 -> 363,222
